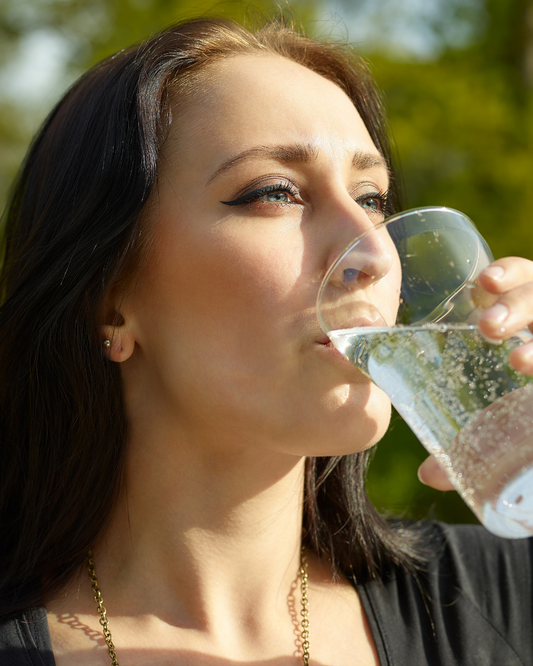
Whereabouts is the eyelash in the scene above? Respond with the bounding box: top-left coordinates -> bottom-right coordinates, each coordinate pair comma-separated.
354,190 -> 390,215
221,181 -> 300,207
221,182 -> 391,215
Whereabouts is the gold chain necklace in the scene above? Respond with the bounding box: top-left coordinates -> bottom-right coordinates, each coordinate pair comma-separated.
87,547 -> 310,665
87,553 -> 120,666
299,547 -> 310,666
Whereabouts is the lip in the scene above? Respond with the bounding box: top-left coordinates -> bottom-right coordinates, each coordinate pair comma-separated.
322,339 -> 344,357
315,338 -> 348,365
316,331 -> 333,345
315,336 -> 370,380
315,313 -> 387,346
314,309 -> 390,376
318,300 -> 388,335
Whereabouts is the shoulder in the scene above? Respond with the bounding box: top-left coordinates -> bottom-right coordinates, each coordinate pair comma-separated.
421,521 -> 532,610
420,519 -> 533,570
0,607 -> 55,665
360,522 -> 533,666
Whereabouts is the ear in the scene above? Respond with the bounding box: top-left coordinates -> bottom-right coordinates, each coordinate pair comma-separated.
99,323 -> 135,362
98,291 -> 136,363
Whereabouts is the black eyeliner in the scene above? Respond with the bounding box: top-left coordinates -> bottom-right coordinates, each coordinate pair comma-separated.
221,182 -> 297,206
221,190 -> 263,206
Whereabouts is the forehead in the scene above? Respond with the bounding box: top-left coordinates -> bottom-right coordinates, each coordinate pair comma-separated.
165,54 -> 381,170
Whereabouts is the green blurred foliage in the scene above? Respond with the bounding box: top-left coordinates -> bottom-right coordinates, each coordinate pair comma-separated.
1,0 -> 532,527
370,0 -> 533,258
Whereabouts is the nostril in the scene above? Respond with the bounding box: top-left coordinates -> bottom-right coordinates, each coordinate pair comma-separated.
343,268 -> 358,283
342,267 -> 378,288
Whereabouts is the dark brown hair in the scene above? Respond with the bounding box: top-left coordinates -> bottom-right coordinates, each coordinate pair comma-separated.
0,16 -> 417,620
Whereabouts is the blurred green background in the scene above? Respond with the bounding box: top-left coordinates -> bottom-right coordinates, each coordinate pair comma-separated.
1,0 -> 531,526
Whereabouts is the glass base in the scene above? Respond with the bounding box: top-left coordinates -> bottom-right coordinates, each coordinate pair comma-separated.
482,466 -> 533,538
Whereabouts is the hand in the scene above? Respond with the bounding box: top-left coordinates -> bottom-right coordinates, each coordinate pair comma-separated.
477,256 -> 533,373
418,256 -> 533,490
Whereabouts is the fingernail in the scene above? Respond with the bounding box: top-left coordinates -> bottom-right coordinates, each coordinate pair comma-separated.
483,302 -> 509,324
482,265 -> 505,280
417,465 -> 428,486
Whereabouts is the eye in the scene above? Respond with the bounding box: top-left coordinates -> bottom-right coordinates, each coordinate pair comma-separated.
257,189 -> 294,204
221,180 -> 301,207
353,189 -> 389,218
358,195 -> 383,211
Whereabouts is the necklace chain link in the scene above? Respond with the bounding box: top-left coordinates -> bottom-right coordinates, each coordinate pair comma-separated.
299,547 -> 310,666
87,552 -> 120,666
87,548 -> 310,665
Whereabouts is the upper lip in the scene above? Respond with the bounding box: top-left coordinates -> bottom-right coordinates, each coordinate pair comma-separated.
316,318 -> 386,346
315,303 -> 388,344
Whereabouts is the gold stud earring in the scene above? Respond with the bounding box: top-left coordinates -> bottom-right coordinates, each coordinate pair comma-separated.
103,339 -> 111,349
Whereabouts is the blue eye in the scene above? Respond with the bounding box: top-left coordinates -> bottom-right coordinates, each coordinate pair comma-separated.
221,180 -> 300,207
354,191 -> 388,216
262,191 -> 292,203
360,197 -> 381,210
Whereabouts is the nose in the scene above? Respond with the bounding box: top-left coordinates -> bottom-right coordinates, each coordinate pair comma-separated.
317,202 -> 399,335
325,206 -> 396,291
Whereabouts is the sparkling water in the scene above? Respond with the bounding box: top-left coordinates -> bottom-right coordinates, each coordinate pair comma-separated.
330,324 -> 533,537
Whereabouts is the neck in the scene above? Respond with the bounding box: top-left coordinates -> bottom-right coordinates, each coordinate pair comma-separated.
91,426 -> 307,633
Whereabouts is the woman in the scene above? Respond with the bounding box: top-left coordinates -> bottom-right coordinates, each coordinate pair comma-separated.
1,17 -> 532,665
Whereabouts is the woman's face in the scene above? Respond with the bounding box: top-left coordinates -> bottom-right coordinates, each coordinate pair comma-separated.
119,54 -> 401,456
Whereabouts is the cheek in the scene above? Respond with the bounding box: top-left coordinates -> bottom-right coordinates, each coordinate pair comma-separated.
127,215 -> 317,435
203,234 -> 304,330
137,216 -> 306,351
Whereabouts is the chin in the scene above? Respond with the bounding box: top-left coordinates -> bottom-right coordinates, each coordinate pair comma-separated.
323,418 -> 391,456
331,383 -> 392,455
351,394 -> 393,452
292,389 -> 393,458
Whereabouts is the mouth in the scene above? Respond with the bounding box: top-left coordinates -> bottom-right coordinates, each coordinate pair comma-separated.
317,332 -> 333,346
322,339 -> 344,358
315,338 -> 348,367
314,310 -> 389,375
316,312 -> 387,346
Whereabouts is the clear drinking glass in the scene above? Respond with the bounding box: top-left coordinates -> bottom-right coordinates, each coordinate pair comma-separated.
317,206 -> 533,538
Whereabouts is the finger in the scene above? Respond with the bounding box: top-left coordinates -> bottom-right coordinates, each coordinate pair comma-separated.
478,257 -> 533,294
417,455 -> 455,491
509,342 -> 533,375
478,281 -> 533,341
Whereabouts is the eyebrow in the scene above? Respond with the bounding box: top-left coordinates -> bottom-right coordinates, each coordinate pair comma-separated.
351,151 -> 389,172
206,143 -> 389,186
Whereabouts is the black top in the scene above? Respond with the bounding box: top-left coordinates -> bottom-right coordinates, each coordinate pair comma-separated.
1,522 -> 532,665
359,522 -> 533,665
0,606 -> 55,666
